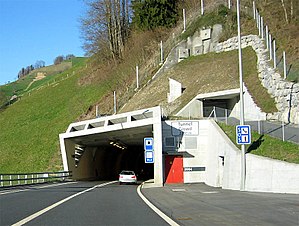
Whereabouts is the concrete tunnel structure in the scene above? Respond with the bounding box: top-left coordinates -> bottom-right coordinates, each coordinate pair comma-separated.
59,96 -> 299,193
59,106 -> 164,186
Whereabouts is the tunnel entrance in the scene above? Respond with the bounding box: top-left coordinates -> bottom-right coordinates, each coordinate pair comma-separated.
93,145 -> 154,181
59,107 -> 163,186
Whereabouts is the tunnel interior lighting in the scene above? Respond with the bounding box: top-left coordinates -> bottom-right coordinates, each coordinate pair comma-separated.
109,141 -> 127,150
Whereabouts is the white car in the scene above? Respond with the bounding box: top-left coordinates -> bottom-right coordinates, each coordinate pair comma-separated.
119,170 -> 137,184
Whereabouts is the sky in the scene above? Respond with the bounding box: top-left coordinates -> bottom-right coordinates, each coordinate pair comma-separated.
0,0 -> 87,85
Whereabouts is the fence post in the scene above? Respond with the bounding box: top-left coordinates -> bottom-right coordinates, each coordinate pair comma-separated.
228,0 -> 231,9
32,174 -> 34,184
282,120 -> 285,141
136,65 -> 139,89
113,91 -> 117,114
213,106 -> 217,121
261,17 -> 264,39
273,39 -> 276,69
258,119 -> 261,134
160,41 -> 164,64
18,175 -> 20,185
256,10 -> 259,28
10,175 -> 12,186
96,105 -> 99,118
283,51 -> 287,79
269,33 -> 272,60
265,25 -> 269,49
253,1 -> 256,19
225,109 -> 228,125
258,14 -> 261,36
201,0 -> 204,15
183,9 -> 186,32
25,175 -> 27,184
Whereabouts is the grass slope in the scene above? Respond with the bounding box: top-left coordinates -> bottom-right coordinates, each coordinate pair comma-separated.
0,58 -> 112,173
218,123 -> 299,164
121,47 -> 276,114
0,61 -> 72,107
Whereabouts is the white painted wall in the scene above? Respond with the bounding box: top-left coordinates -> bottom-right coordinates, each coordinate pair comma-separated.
167,78 -> 182,103
230,86 -> 266,121
205,120 -> 241,189
162,120 -> 208,183
207,120 -> 299,194
246,154 -> 299,193
162,119 -> 299,194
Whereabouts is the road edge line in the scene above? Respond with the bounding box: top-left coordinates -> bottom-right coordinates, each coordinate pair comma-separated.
137,183 -> 179,226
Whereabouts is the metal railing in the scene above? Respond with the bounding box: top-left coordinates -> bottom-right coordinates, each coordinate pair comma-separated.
207,106 -> 299,144
0,171 -> 72,187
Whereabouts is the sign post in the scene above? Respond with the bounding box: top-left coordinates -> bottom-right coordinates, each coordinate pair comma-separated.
144,137 -> 154,163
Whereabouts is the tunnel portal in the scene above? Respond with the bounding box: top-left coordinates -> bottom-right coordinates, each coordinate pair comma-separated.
59,107 -> 163,186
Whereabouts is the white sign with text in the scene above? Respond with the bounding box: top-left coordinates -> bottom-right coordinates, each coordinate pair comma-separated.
171,121 -> 199,136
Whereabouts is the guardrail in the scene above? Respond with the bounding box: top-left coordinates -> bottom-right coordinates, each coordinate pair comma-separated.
0,171 -> 72,187
206,106 -> 298,143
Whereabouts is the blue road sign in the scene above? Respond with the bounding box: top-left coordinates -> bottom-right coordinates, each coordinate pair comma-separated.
236,125 -> 251,144
145,151 -> 154,163
144,137 -> 153,151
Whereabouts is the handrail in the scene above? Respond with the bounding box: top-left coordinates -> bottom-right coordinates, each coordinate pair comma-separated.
0,171 -> 72,187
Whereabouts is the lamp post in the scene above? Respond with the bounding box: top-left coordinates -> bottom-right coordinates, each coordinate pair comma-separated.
236,0 -> 246,191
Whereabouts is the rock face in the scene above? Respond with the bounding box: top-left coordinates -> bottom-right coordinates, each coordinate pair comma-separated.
215,35 -> 299,125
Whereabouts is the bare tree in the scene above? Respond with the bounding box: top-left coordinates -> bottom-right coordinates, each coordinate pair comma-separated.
81,0 -> 131,61
35,60 -> 45,69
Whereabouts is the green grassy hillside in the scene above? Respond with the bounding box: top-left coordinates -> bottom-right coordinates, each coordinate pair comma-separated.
0,58 -> 114,173
0,61 -> 73,107
0,4 -> 297,173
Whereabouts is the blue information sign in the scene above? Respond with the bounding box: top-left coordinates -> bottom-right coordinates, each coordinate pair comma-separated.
236,125 -> 251,144
144,137 -> 154,151
144,151 -> 154,163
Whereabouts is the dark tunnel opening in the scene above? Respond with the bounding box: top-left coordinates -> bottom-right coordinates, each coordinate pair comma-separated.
93,145 -> 154,182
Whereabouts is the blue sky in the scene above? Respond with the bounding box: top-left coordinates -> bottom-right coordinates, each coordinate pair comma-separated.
0,0 -> 86,85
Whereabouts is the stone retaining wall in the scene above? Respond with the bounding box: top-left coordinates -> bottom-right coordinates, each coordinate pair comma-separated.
215,35 -> 299,124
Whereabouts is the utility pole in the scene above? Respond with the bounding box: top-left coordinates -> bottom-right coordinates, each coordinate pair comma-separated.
237,0 -> 246,191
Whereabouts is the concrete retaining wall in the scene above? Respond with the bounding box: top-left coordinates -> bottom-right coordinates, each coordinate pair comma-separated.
246,154 -> 299,194
215,35 -> 299,124
207,120 -> 299,194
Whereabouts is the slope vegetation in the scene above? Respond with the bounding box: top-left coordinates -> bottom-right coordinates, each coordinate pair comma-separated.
0,58 -> 112,172
0,4 -> 297,173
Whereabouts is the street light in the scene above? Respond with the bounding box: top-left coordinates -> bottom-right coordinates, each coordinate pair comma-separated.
236,0 -> 246,191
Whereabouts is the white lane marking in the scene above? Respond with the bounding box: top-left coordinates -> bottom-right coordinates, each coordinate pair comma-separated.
202,191 -> 219,194
0,182 -> 77,196
12,181 -> 117,226
172,188 -> 186,192
137,183 -> 180,226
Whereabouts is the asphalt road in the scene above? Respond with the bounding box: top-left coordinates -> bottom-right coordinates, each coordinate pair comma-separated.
0,181 -> 168,226
142,183 -> 299,226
